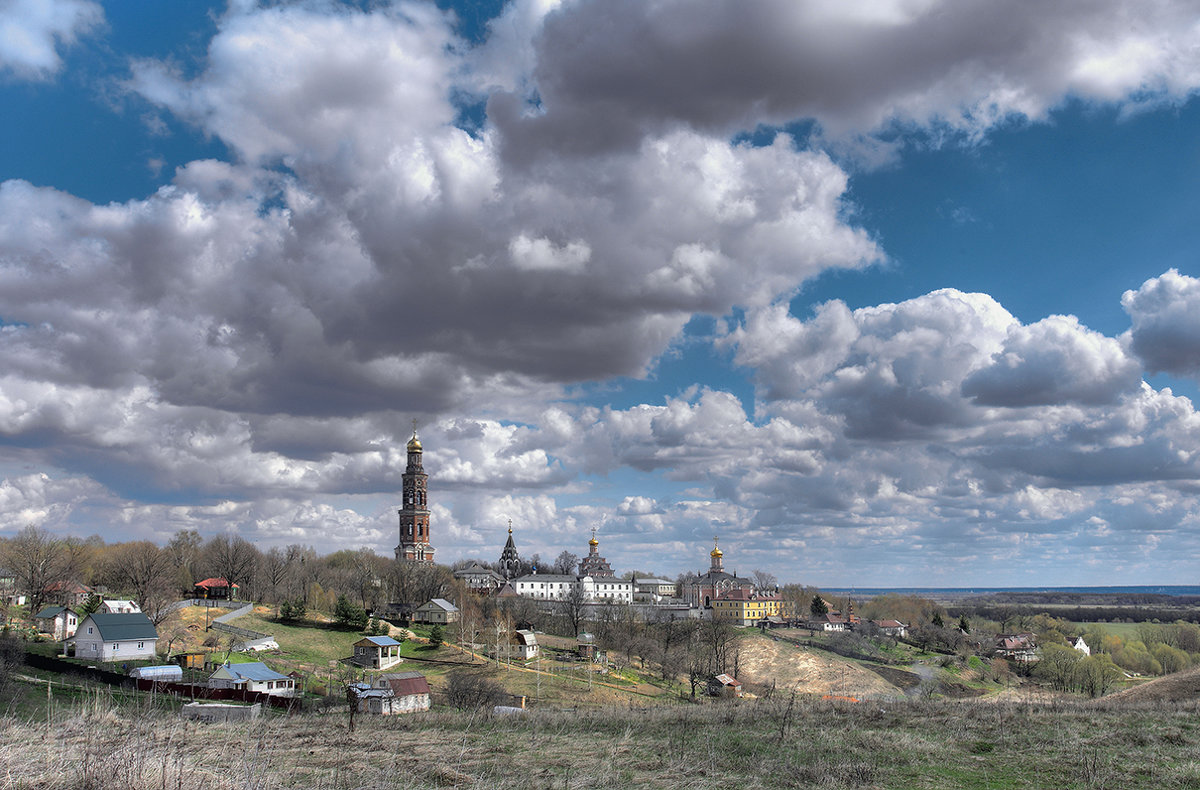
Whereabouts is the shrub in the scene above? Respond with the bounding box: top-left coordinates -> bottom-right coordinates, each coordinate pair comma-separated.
445,670 -> 506,710
0,635 -> 24,699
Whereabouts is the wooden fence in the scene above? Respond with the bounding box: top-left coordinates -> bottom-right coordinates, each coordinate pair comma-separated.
23,652 -> 302,711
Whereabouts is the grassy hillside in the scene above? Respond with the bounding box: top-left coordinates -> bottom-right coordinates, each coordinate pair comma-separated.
3,694 -> 1199,789
1106,664 -> 1200,703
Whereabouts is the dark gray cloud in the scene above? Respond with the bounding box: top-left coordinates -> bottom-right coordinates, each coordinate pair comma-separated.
492,0 -> 1200,161
1123,269 -> 1200,377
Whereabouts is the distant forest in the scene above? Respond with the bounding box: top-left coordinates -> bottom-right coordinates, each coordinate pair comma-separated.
951,591 -> 1200,626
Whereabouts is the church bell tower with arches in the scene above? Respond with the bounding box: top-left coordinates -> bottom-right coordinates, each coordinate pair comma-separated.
396,423 -> 434,563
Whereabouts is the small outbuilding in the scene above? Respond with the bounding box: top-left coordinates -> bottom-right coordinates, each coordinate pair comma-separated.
172,652 -> 206,669
130,664 -> 184,682
182,702 -> 261,723
708,673 -> 743,698
576,632 -> 596,660
194,577 -> 239,600
353,635 -> 403,669
374,671 -> 431,713
349,683 -> 402,715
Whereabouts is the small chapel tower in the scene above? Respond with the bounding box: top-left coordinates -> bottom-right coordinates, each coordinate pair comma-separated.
396,423 -> 434,563
578,527 -> 615,578
499,520 -> 521,579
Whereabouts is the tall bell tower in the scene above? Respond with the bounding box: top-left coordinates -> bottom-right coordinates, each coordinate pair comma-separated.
396,423 -> 434,563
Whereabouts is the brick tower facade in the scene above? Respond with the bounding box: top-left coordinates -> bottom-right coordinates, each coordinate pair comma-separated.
396,427 -> 434,563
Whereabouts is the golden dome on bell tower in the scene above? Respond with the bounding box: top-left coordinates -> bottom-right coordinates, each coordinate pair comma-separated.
709,536 -> 725,573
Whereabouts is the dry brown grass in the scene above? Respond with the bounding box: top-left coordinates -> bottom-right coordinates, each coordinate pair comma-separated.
7,692 -> 1200,790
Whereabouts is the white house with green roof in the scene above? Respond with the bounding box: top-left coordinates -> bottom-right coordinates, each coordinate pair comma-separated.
66,612 -> 158,661
33,605 -> 79,641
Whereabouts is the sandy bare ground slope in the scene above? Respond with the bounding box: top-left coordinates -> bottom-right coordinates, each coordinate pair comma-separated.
735,635 -> 902,698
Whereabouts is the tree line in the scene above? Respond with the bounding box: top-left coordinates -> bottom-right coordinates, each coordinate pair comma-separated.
0,525 -> 461,627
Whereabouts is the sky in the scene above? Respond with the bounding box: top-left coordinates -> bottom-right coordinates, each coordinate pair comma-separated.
3,0 -> 1200,587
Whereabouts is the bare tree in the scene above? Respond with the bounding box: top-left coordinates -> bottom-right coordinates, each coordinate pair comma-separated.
349,548 -> 386,610
445,670 -> 507,710
456,593 -> 481,653
101,541 -> 176,624
283,544 -> 319,604
59,536 -> 99,587
202,534 -> 261,599
553,551 -> 579,575
650,611 -> 695,681
157,613 -> 191,657
696,619 -> 739,677
386,559 -> 453,611
558,582 -> 588,637
600,604 -> 644,671
751,569 -> 778,591
1,525 -> 62,613
260,547 -> 290,606
167,529 -> 203,592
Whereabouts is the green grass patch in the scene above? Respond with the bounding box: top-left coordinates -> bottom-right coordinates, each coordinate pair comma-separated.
1074,621 -> 1144,639
231,611 -> 362,667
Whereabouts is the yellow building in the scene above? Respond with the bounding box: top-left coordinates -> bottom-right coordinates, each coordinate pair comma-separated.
712,589 -> 788,626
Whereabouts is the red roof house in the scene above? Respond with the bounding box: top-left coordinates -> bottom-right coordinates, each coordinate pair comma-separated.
194,577 -> 240,600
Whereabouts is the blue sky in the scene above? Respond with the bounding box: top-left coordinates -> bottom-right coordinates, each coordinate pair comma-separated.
3,0 -> 1200,587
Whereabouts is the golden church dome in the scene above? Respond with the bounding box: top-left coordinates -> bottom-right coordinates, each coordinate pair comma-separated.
407,433 -> 422,452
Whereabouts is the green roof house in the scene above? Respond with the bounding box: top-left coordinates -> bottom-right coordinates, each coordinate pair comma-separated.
66,613 -> 158,661
33,605 -> 79,641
